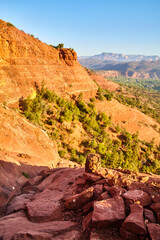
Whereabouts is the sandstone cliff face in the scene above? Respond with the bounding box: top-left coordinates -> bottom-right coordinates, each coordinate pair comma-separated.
0,19 -> 97,103
0,106 -> 57,167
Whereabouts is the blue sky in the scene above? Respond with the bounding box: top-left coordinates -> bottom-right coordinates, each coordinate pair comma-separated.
0,0 -> 160,56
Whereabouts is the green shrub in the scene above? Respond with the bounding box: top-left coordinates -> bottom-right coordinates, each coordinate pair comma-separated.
58,150 -> 67,158
3,101 -> 7,108
7,22 -> 15,27
45,118 -> 55,125
22,172 -> 30,178
90,97 -> 96,102
56,43 -> 64,49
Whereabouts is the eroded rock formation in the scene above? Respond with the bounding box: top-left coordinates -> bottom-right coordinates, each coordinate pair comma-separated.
0,19 -> 97,104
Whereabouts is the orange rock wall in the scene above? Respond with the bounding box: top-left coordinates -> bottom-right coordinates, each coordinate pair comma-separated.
0,20 -> 97,103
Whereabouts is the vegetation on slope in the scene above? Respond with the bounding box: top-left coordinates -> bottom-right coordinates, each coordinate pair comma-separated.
106,76 -> 160,125
19,83 -> 160,174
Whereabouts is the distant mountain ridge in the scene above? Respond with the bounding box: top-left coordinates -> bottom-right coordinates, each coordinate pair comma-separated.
78,53 -> 160,79
79,52 -> 160,62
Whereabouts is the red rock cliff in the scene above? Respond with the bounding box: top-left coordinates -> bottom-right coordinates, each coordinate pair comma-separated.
0,19 -> 97,103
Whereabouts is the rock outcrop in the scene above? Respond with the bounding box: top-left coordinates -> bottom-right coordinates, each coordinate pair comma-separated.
0,19 -> 97,104
0,105 -> 57,167
1,156 -> 160,239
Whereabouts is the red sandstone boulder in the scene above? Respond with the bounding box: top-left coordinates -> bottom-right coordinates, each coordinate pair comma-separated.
103,185 -> 110,191
0,187 -> 17,215
93,184 -> 103,198
144,209 -> 156,223
84,173 -> 101,183
123,190 -> 151,207
152,194 -> 160,203
92,196 -> 125,226
65,187 -> 94,210
82,212 -> 92,231
23,176 -> 43,187
0,211 -> 77,240
7,194 -> 33,214
150,202 -> 160,214
147,223 -> 160,240
97,191 -> 111,201
75,177 -> 86,186
121,204 -> 147,236
108,177 -> 117,186
109,185 -> 127,197
26,189 -> 64,222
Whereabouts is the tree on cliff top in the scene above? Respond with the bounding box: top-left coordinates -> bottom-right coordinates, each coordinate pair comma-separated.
56,43 -> 64,49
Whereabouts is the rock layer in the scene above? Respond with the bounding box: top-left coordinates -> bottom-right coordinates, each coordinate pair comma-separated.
0,19 -> 97,104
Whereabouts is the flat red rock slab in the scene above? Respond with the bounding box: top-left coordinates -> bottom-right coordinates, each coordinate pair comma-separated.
0,211 -> 77,240
147,223 -> 160,240
7,194 -> 33,214
92,196 -> 125,226
26,189 -> 63,222
121,204 -> 147,236
84,172 -> 101,183
123,189 -> 151,207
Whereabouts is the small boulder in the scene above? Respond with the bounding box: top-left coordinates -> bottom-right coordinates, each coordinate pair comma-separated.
123,190 -> 151,207
82,212 -> 92,231
75,177 -> 86,186
93,184 -> 103,198
97,191 -> 111,201
26,189 -> 63,222
109,186 -> 126,197
121,204 -> 147,236
92,196 -> 125,226
108,178 -> 117,186
23,176 -> 42,187
144,209 -> 156,223
7,194 -> 33,214
84,173 -> 101,183
0,187 -> 16,215
147,223 -> 160,240
150,202 -> 160,214
152,194 -> 160,203
103,185 -> 110,192
65,187 -> 94,210
85,154 -> 101,173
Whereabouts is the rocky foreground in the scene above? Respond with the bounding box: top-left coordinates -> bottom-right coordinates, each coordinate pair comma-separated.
0,155 -> 160,240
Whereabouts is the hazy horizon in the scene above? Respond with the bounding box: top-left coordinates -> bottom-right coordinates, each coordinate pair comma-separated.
78,52 -> 160,57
